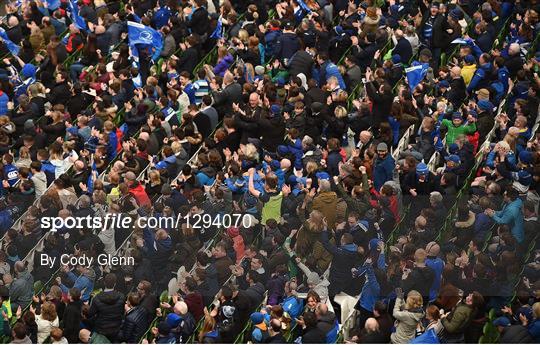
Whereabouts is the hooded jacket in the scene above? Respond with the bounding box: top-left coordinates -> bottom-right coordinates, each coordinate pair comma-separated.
492,198 -> 524,243
88,290 -> 125,338
128,182 -> 151,207
391,297 -> 425,344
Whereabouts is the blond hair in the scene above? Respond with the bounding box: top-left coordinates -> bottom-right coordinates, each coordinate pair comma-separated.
405,290 -> 423,310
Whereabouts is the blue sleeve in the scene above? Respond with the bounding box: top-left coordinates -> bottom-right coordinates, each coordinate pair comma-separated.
493,208 -> 515,225
143,227 -> 156,253
486,151 -> 497,168
467,69 -> 484,93
377,252 -> 386,271
320,231 -> 339,255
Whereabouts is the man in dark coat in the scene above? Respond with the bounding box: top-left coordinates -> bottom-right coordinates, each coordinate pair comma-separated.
320,230 -> 361,297
62,288 -> 83,344
87,273 -> 125,342
401,248 -> 435,303
275,22 -> 300,63
118,293 -> 149,343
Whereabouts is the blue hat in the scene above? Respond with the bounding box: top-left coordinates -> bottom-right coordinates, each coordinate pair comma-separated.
315,171 -> 331,181
155,161 -> 168,170
493,317 -> 511,327
477,100 -> 494,111
250,312 -> 265,325
464,55 -> 476,64
270,104 -> 281,117
452,112 -> 463,120
391,54 -> 401,64
369,238 -> 382,251
468,109 -> 478,118
416,162 -> 429,175
334,26 -> 344,35
449,143 -> 459,154
21,64 -> 37,79
438,80 -> 450,88
166,313 -> 182,328
519,150 -> 533,164
446,154 -> 461,164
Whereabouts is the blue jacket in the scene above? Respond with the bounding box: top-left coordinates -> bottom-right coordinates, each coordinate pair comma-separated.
152,6 -> 171,29
319,62 -> 346,90
282,295 -> 302,320
60,270 -> 96,302
0,91 -> 8,116
425,257 -> 444,302
356,253 -> 385,312
528,319 -> 540,342
486,150 -> 517,171
467,62 -> 492,93
493,198 -> 524,243
373,155 -> 395,191
107,132 -> 118,160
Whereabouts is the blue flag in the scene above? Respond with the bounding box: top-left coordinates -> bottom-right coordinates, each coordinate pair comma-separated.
298,0 -> 312,13
405,62 -> 429,91
127,21 -> 163,64
210,17 -> 223,39
68,0 -> 88,31
0,28 -> 19,56
47,0 -> 61,10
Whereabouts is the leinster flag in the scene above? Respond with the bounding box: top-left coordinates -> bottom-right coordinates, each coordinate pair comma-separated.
127,21 -> 163,63
0,28 -> 19,56
210,17 -> 223,39
405,62 -> 429,91
68,0 -> 88,31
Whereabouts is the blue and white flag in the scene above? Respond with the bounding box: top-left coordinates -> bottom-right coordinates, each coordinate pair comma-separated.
405,62 -> 429,91
127,21 -> 163,64
86,161 -> 98,194
451,38 -> 469,44
0,28 -> 19,56
68,0 -> 88,31
210,17 -> 223,39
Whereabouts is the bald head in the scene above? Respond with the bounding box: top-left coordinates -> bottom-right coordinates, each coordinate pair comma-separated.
451,66 -> 461,78
365,318 -> 379,332
360,131 -> 372,144
8,16 -> 19,27
509,43 -> 520,55
74,160 -> 85,171
139,132 -> 150,141
280,158 -> 291,170
14,261 -> 25,273
316,303 -> 328,316
223,71 -> 234,85
79,329 -> 91,343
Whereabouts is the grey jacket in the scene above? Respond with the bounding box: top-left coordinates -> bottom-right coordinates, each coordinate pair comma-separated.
390,297 -> 424,344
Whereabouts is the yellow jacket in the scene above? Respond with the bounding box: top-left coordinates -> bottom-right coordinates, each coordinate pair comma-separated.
461,64 -> 477,86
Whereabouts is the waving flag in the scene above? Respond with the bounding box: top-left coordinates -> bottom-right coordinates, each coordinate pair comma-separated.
0,28 -> 19,56
210,17 -> 223,39
127,21 -> 163,64
47,0 -> 61,10
68,0 -> 88,31
405,62 -> 429,91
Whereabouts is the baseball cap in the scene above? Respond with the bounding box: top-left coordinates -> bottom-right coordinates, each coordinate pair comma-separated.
519,150 -> 533,164
438,80 -> 450,88
452,112 -> 463,120
477,100 -> 494,111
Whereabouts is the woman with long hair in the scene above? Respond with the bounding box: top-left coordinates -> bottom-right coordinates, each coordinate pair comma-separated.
198,312 -> 220,343
70,33 -> 101,81
391,290 -> 425,343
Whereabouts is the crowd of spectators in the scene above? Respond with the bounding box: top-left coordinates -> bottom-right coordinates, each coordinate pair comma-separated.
0,0 -> 538,344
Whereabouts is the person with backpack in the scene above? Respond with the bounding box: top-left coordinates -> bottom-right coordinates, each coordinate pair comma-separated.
249,312 -> 269,343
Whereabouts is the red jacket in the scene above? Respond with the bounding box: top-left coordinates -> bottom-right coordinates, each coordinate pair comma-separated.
129,183 -> 151,207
